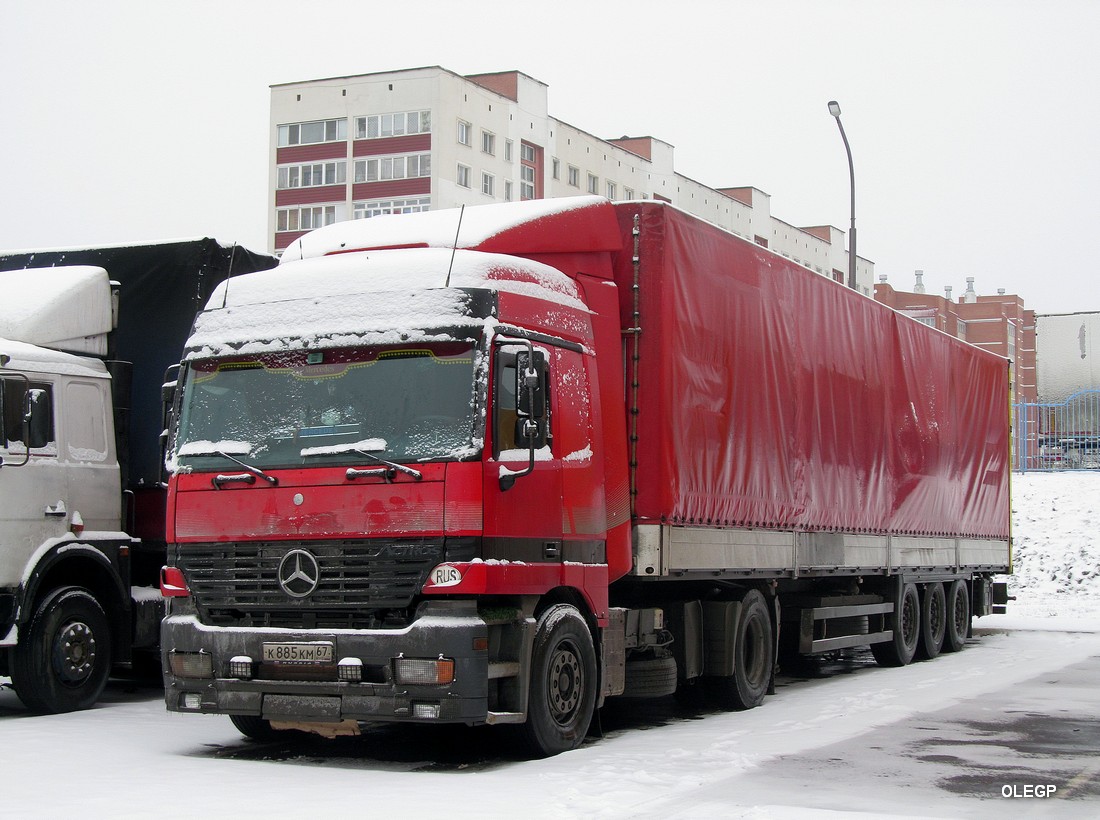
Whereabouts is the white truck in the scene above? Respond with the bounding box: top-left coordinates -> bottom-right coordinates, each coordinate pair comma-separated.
0,241 -> 276,711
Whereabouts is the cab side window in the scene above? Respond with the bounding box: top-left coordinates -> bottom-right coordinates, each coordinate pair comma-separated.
1,378 -> 55,451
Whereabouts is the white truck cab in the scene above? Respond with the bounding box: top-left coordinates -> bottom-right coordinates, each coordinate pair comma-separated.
0,267 -> 144,712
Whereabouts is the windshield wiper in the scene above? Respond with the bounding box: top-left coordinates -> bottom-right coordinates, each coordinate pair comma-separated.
300,439 -> 423,482
352,449 -> 423,481
210,450 -> 279,488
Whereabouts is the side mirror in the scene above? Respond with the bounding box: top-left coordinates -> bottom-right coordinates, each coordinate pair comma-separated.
23,388 -> 51,450
515,350 -> 546,420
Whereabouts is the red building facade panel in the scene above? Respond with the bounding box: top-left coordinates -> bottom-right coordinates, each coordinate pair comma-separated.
353,134 -> 432,157
277,143 -> 349,164
275,185 -> 347,207
274,230 -> 308,251
352,178 -> 431,200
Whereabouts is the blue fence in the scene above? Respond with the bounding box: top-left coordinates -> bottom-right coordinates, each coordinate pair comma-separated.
1014,389 -> 1100,471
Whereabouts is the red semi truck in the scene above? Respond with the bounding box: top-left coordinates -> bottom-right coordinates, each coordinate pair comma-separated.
160,196 -> 1010,756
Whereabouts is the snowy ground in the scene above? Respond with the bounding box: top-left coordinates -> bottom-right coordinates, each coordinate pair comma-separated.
1,471 -> 1097,818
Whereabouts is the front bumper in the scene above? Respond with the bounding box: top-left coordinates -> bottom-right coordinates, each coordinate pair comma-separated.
161,599 -> 490,724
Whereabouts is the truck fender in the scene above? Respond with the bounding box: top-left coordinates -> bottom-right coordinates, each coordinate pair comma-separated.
16,539 -> 132,656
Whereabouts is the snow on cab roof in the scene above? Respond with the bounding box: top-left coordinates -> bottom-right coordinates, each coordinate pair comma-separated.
0,266 -> 114,355
0,337 -> 110,378
280,196 -> 608,260
185,247 -> 587,359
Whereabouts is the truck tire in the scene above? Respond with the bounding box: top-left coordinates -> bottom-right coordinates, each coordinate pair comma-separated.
916,582 -> 946,660
10,586 -> 112,713
871,583 -> 919,667
943,580 -> 970,652
622,656 -> 678,698
713,589 -> 773,710
516,603 -> 597,758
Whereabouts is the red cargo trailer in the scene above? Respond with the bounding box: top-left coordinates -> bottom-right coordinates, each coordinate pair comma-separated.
160,197 -> 1010,757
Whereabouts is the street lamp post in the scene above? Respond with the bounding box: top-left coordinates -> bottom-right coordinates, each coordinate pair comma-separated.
828,100 -> 857,291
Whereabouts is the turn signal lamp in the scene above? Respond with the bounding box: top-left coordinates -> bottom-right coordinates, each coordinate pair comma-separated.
394,656 -> 455,685
160,566 -> 190,597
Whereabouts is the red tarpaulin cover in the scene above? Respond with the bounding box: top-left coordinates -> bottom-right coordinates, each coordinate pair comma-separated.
612,203 -> 1010,540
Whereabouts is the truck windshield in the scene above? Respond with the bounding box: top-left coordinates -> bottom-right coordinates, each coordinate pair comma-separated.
173,343 -> 479,469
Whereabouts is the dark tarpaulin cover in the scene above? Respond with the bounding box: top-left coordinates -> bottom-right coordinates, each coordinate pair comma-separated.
0,239 -> 278,490
612,203 -> 1010,539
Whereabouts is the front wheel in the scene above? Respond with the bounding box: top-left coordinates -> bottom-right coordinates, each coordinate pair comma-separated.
230,714 -> 294,742
10,586 -> 112,713
517,604 -> 597,758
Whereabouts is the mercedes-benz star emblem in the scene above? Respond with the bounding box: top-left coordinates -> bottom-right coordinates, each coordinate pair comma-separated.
277,549 -> 321,598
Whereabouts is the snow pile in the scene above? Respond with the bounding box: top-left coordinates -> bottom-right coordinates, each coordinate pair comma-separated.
1007,471 -> 1100,615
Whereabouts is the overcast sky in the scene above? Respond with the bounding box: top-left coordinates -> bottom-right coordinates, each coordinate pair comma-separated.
3,0 -> 1097,315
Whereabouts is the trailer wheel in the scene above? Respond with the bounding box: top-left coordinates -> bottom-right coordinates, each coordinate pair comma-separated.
871,583 -> 919,667
943,580 -> 971,652
517,604 -> 597,758
916,583 -> 946,660
714,590 -> 773,710
10,586 -> 112,713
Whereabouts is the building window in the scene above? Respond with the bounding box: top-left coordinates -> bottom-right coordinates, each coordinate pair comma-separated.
353,153 -> 431,183
277,160 -> 347,189
276,204 -> 346,232
606,181 -> 617,200
277,118 -> 347,147
458,120 -> 472,146
482,131 -> 496,155
624,187 -> 634,200
587,173 -> 599,195
505,140 -> 514,162
353,197 -> 431,219
355,110 -> 431,140
568,166 -> 580,188
504,180 -> 513,201
482,172 -> 495,197
457,164 -> 471,188
521,165 -> 535,200
521,143 -> 536,163
552,158 -> 560,180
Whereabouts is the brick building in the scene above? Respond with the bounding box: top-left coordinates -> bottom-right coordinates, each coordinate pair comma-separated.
874,271 -> 1037,405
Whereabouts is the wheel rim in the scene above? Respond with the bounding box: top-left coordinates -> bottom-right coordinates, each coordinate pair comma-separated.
902,593 -> 918,646
547,642 -> 583,725
953,589 -> 968,636
53,620 -> 97,686
930,591 -> 945,638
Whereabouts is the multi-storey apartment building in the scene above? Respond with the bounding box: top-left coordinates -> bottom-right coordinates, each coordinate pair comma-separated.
269,66 -> 874,293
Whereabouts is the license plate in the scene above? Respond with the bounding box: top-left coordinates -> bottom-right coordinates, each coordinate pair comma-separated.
262,642 -> 334,664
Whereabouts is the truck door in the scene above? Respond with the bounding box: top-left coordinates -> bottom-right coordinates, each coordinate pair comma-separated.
483,343 -> 563,560
0,376 -> 68,586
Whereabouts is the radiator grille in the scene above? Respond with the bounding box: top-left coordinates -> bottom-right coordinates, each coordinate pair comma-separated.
175,539 -> 444,629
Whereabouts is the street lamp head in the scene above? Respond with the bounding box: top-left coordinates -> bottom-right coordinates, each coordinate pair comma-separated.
828,100 -> 842,118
